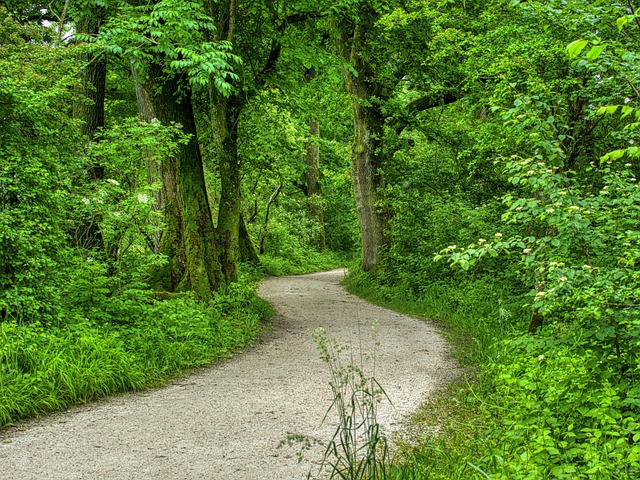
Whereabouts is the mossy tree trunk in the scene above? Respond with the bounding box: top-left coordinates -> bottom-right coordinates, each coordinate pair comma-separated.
305,118 -> 326,250
211,89 -> 244,283
207,0 -> 284,281
338,21 -> 388,272
239,214 -> 260,264
145,64 -> 223,300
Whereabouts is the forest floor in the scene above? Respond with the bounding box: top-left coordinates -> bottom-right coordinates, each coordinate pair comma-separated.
0,269 -> 460,479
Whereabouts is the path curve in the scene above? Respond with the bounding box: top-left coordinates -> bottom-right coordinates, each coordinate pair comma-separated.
0,270 -> 459,479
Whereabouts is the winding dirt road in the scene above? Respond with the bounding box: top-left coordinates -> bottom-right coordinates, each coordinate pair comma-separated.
0,269 -> 459,479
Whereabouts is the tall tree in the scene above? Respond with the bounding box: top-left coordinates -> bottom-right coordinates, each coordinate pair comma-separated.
99,0 -> 237,299
330,3 -> 391,272
206,0 -> 311,282
74,3 -> 107,142
302,66 -> 326,250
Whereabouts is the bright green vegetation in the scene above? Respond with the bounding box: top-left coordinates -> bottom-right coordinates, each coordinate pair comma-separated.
3,0 -> 640,477
0,279 -> 272,427
339,0 -> 640,476
0,2 -> 354,426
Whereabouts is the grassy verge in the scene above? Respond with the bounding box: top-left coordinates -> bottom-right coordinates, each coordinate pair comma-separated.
342,268 -> 640,479
341,268 -> 525,479
0,277 -> 273,429
260,250 -> 352,277
342,268 -> 526,365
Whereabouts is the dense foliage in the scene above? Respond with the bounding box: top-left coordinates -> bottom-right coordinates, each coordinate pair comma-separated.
345,0 -> 640,478
0,2 -> 349,426
2,0 -> 640,477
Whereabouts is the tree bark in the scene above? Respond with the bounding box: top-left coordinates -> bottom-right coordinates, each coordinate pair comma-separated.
75,8 -> 107,144
145,65 -> 223,300
210,88 -> 243,283
239,214 -> 260,264
305,118 -> 326,250
72,7 -> 108,253
131,62 -> 163,253
338,20 -> 388,272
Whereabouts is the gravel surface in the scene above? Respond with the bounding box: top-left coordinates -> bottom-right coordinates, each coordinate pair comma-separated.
0,269 -> 460,479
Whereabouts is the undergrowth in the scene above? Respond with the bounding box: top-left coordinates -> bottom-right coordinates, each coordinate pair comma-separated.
260,250 -> 351,277
343,268 -> 640,479
0,276 -> 272,429
342,267 -> 527,365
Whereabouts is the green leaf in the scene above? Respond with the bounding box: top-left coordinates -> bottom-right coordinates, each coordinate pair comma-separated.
567,39 -> 588,59
617,15 -> 629,31
586,45 -> 604,61
601,149 -> 626,162
597,105 -> 619,116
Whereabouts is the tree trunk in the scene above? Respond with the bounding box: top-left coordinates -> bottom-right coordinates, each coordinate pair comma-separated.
145,64 -> 223,300
210,87 -> 243,283
75,8 -> 107,144
305,118 -> 326,250
339,22 -> 388,272
206,0 -> 244,283
72,7 -> 108,253
239,214 -> 260,264
132,62 -> 163,253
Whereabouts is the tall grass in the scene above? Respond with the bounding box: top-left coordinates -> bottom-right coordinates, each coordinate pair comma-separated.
0,285 -> 272,428
342,268 -> 527,365
310,326 -> 391,480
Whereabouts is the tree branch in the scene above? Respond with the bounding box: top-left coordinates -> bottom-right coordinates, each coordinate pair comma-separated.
392,92 -> 462,134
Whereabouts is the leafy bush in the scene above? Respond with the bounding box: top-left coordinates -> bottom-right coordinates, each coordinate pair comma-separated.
0,12 -> 81,323
479,333 -> 640,479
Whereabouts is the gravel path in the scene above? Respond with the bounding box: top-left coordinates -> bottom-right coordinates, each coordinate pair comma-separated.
0,269 -> 459,479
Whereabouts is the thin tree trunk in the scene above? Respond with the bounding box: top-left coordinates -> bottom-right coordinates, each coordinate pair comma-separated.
132,62 -> 163,253
75,9 -> 107,143
260,182 -> 282,254
305,118 -> 326,250
73,7 -> 108,253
